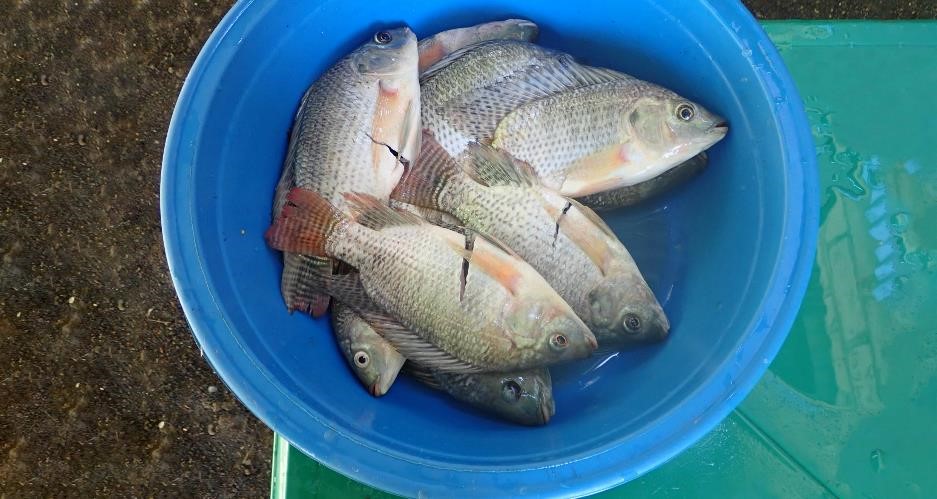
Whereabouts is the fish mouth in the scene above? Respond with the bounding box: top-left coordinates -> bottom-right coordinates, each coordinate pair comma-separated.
709,121 -> 729,135
586,332 -> 598,351
539,403 -> 552,425
369,376 -> 385,397
538,394 -> 556,425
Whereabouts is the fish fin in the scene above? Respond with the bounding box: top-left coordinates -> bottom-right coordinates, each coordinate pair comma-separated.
331,259 -> 357,276
344,192 -> 424,230
435,229 -> 523,296
417,19 -> 539,73
555,140 -> 639,197
540,197 -> 615,274
465,242 -> 524,296
358,310 -> 483,373
266,188 -> 345,256
391,131 -> 462,209
390,200 -> 462,227
462,142 -> 539,187
397,99 -> 419,168
567,198 -> 619,241
402,362 -> 443,390
280,254 -> 334,316
577,152 -> 709,210
419,41 -> 481,80
305,266 -> 373,312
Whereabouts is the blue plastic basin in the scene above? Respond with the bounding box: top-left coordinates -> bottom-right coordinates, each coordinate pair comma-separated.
161,1 -> 818,496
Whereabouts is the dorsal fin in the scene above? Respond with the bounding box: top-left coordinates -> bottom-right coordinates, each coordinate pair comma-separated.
344,193 -> 424,230
442,48 -> 635,141
402,362 -> 443,390
567,197 -> 619,241
462,143 -> 540,188
391,131 -> 463,209
357,310 -> 483,373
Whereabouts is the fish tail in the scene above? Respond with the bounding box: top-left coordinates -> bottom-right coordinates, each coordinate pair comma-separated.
266,188 -> 345,257
391,131 -> 462,210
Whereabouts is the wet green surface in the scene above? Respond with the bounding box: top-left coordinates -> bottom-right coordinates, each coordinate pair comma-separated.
270,21 -> 937,498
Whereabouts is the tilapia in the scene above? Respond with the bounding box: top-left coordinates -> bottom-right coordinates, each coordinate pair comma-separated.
394,133 -> 668,346
274,27 -> 421,316
578,152 -> 708,211
266,189 -> 597,372
418,19 -> 539,72
420,39 -> 726,197
332,303 -> 406,397
406,363 -> 554,426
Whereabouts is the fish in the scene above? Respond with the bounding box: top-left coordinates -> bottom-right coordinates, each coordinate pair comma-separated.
273,27 -> 421,317
331,302 -> 406,397
406,363 -> 554,426
266,188 -> 597,372
394,133 -> 669,346
419,39 -> 726,197
418,19 -> 539,72
577,152 -> 708,211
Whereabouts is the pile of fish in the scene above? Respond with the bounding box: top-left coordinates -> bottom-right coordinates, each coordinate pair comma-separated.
265,20 -> 727,425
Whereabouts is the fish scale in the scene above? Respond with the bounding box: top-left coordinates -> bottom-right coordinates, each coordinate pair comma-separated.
492,80 -> 662,184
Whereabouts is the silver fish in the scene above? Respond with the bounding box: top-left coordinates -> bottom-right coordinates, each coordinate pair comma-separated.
266,188 -> 597,372
274,27 -> 421,316
420,39 -> 726,197
332,302 -> 406,397
406,363 -> 554,426
394,133 -> 668,346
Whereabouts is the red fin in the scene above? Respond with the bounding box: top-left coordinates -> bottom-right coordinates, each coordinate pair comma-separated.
390,131 -> 461,209
307,294 -> 331,317
265,188 -> 344,256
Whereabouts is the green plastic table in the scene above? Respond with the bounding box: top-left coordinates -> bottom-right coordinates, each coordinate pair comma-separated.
269,21 -> 937,498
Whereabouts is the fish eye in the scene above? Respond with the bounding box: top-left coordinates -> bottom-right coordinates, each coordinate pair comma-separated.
374,31 -> 393,45
676,103 -> 695,121
501,380 -> 522,403
354,351 -> 370,367
549,333 -> 569,351
623,313 -> 642,334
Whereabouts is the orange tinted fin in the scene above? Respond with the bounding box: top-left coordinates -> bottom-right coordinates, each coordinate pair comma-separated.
541,197 -> 613,275
265,188 -> 344,256
442,235 -> 523,296
560,141 -> 633,197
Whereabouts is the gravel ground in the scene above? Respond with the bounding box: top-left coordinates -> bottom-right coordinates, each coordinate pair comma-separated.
0,1 -> 931,496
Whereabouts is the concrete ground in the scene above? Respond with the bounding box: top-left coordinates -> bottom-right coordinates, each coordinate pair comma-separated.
0,1 -> 932,496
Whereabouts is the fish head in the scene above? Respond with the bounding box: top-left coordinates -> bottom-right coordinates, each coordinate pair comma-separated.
353,27 -> 419,76
625,86 -> 728,166
354,27 -> 422,195
585,271 -> 670,346
342,330 -> 406,397
490,370 -> 555,426
507,297 -> 598,365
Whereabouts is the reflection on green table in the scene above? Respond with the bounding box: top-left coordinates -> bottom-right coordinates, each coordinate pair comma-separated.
271,21 -> 937,498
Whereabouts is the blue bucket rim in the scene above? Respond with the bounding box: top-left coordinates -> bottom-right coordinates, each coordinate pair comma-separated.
160,1 -> 819,496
